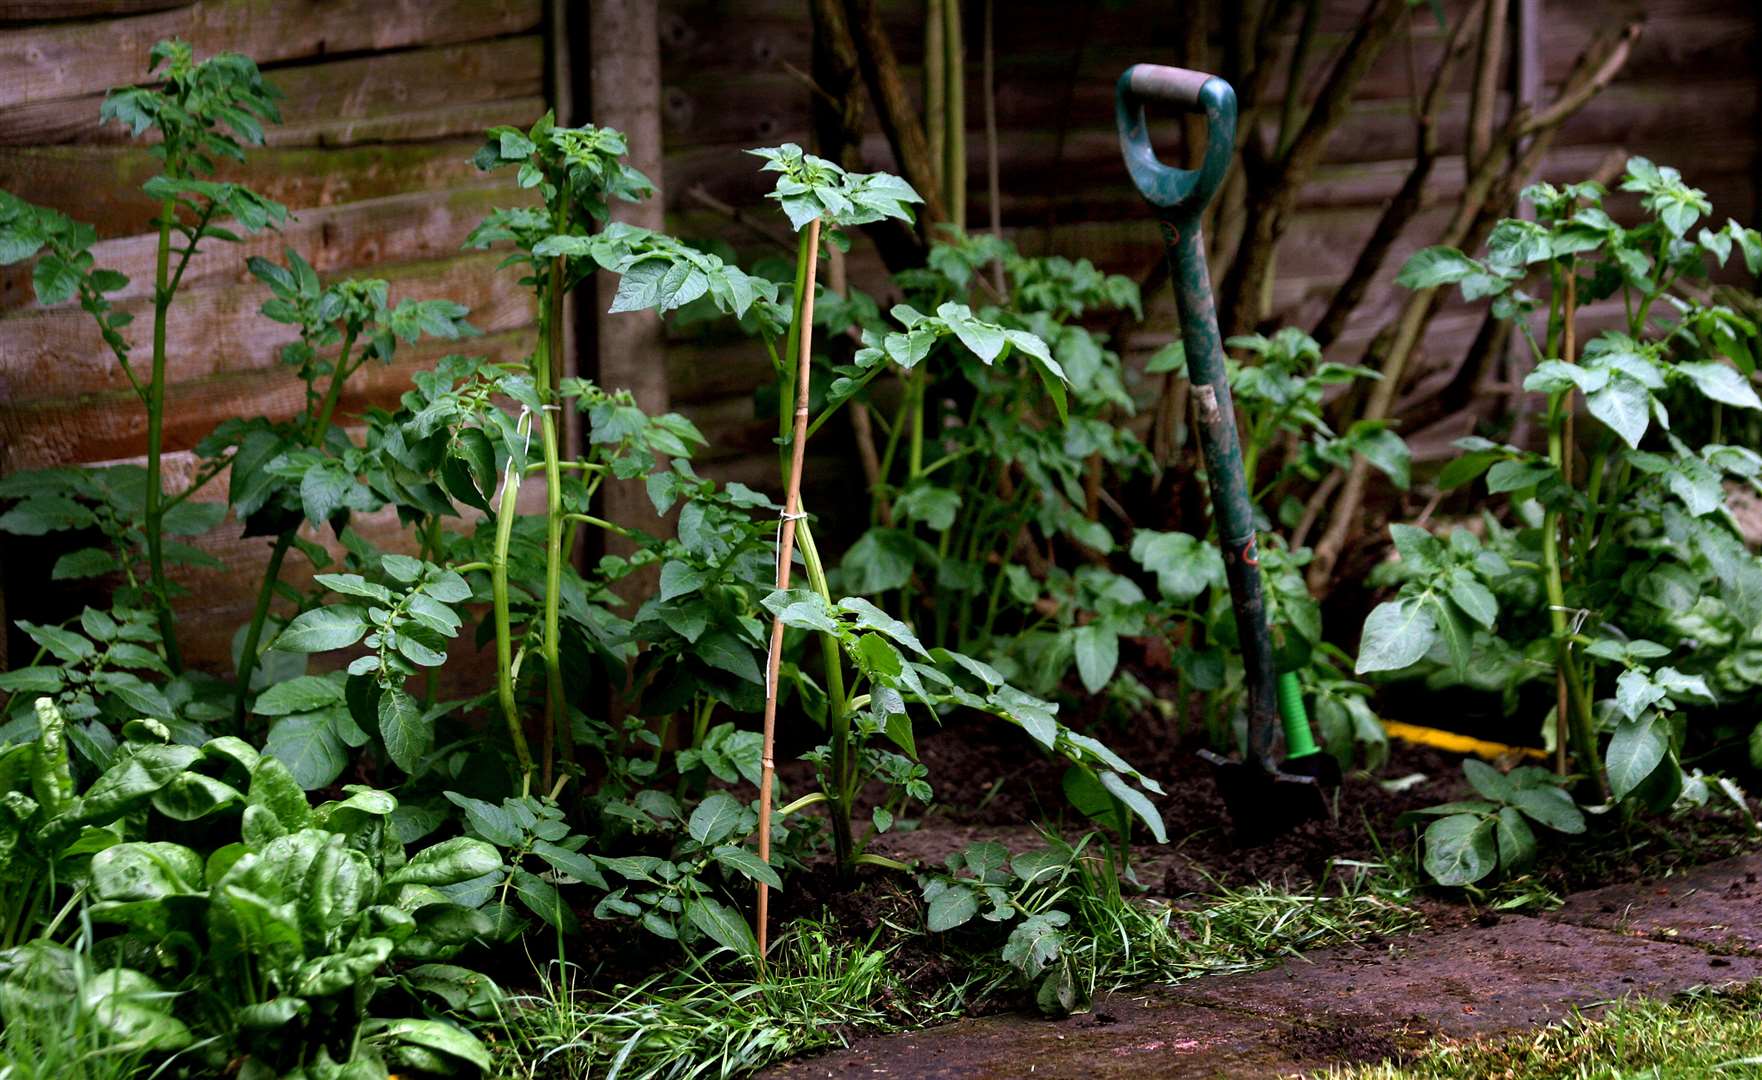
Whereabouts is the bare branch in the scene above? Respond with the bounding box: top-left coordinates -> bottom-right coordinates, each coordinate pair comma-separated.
1312,0 -> 1486,349
841,0 -> 949,228
1467,0 -> 1510,173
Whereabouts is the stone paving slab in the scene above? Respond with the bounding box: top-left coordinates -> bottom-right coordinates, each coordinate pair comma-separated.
1549,853 -> 1762,954
764,996 -> 1310,1079
764,856 -> 1762,1078
1166,914 -> 1762,1039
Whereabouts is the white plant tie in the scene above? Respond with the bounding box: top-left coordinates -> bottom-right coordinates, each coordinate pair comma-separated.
764,509 -> 810,699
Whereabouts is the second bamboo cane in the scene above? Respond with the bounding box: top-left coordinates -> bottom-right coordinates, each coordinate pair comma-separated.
755,217 -> 822,959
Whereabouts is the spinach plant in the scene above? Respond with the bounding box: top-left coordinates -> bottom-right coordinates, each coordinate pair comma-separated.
0,697 -> 504,1075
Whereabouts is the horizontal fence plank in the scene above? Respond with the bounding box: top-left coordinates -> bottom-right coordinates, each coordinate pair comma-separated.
0,139 -> 494,238
0,325 -> 536,470
0,0 -> 542,109
0,250 -> 534,404
0,179 -> 527,313
0,1 -> 190,22
0,36 -> 544,146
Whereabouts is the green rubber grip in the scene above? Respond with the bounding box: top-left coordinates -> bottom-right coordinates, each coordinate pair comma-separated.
1277,670 -> 1319,758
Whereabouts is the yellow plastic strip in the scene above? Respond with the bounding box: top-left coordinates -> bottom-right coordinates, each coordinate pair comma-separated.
1382,720 -> 1548,761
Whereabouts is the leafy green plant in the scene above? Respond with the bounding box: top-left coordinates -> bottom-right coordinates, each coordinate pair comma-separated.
0,934 -> 167,1080
0,696 -> 504,1075
724,148 -> 1165,880
1360,158 -> 1762,880
0,42 -> 288,670
204,249 -> 476,721
918,837 -> 1091,1014
823,229 -> 1139,666
1401,761 -> 1586,886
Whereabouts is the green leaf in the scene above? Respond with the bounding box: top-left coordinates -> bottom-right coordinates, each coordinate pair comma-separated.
52,547 -> 119,579
1430,593 -> 1473,675
1447,571 -> 1498,629
1397,247 -> 1482,289
248,755 -> 314,833
659,560 -> 709,602
711,845 -> 782,889
1422,813 -> 1498,886
696,628 -> 762,684
1486,459 -> 1556,493
252,674 -> 345,717
0,667 -> 64,693
80,745 -> 201,822
926,883 -> 979,931
1494,806 -> 1537,872
1508,784 -> 1586,834
371,1018 -> 492,1072
688,791 -> 745,845
1099,770 -> 1167,844
263,713 -> 347,790
1677,361 -> 1762,410
274,606 -> 368,652
19,620 -> 94,663
841,527 -> 918,594
684,896 -> 758,960
150,773 -> 241,822
1613,669 -> 1665,723
1586,377 -> 1651,449
1607,713 -> 1669,801
91,841 -> 201,901
763,589 -> 840,634
893,485 -> 961,532
389,837 -> 504,887
378,688 -> 429,773
531,839 -> 608,889
1072,625 -> 1119,695
1130,529 -> 1224,603
1355,598 -> 1437,674
1462,758 -> 1514,803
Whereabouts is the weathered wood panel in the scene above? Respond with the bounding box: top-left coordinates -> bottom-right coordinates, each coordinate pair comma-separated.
0,140 -> 500,239
0,0 -> 541,107
0,1 -> 549,669
0,36 -> 545,146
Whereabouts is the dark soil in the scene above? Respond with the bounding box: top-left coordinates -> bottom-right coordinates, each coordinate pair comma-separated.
858,711 -> 1467,896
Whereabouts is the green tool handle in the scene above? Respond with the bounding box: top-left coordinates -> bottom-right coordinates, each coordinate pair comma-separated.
1277,670 -> 1319,758
1116,66 -> 1280,772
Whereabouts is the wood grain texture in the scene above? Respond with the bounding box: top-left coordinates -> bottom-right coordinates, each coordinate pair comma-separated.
0,36 -> 545,146
0,0 -> 541,108
0,139 -> 500,239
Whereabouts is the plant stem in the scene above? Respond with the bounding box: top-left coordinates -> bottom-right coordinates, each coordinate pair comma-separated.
492,410 -> 534,778
537,253 -> 569,792
758,220 -> 822,959
146,198 -> 180,672
797,516 -> 851,863
235,331 -> 359,721
232,530 -> 295,726
308,330 -> 359,444
1541,389 -> 1608,799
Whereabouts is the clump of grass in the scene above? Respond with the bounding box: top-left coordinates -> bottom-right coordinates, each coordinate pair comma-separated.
0,941 -> 166,1080
491,918 -> 961,1079
490,856 -> 1422,1079
1023,851 -> 1422,1002
1329,982 -> 1762,1079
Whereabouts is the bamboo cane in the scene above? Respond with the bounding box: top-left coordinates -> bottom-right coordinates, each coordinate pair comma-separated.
756,217 -> 822,960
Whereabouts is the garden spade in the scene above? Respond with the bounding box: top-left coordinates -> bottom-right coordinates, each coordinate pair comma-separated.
1116,64 -> 1336,842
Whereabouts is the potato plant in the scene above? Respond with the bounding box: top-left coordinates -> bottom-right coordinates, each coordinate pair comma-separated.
1361,159 -> 1762,883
